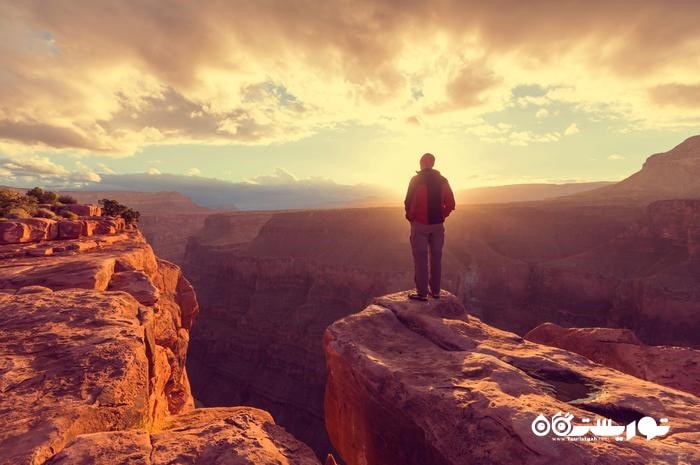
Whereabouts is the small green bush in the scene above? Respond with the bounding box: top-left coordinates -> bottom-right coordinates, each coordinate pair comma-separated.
0,188 -> 37,217
61,210 -> 79,220
99,198 -> 140,225
35,208 -> 57,219
6,208 -> 32,219
26,187 -> 59,205
57,194 -> 78,204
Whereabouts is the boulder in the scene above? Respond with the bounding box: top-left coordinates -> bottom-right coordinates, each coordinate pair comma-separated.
324,291 -> 700,465
81,220 -> 97,237
58,220 -> 84,239
0,218 -> 57,244
108,270 -> 160,306
57,203 -> 102,217
526,322 -> 700,397
15,285 -> 53,295
95,217 -> 125,235
0,221 -> 27,244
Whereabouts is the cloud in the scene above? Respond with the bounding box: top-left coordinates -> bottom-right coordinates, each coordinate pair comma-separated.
535,108 -> 550,119
607,154 -> 626,160
0,155 -> 101,186
564,123 -> 580,135
97,163 -> 116,174
147,168 -> 161,175
247,168 -> 298,185
509,130 -> 561,147
648,83 -> 700,108
186,167 -> 201,176
1,0 -> 700,155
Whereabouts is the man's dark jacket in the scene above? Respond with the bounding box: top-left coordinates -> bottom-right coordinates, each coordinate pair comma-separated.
404,168 -> 456,224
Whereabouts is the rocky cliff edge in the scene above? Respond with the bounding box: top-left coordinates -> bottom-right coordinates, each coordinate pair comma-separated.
324,291 -> 699,465
0,207 -> 319,465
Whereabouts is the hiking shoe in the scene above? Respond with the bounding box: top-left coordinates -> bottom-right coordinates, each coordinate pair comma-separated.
430,291 -> 441,299
408,293 -> 428,301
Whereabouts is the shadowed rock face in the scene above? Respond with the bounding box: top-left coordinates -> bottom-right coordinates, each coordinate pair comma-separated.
525,323 -> 700,397
324,292 -> 700,465
0,229 -> 319,465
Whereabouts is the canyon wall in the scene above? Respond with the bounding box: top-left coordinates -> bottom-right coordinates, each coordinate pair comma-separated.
324,291 -> 699,465
0,211 -> 319,465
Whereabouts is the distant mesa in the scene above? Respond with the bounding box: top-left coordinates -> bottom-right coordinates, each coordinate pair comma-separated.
458,181 -> 612,205
566,135 -> 700,203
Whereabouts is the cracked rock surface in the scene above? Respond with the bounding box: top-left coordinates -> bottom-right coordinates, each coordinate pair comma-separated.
0,231 -> 319,465
324,291 -> 700,465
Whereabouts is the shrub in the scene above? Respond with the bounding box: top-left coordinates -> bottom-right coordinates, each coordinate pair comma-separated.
99,198 -> 141,225
0,188 -> 37,217
26,187 -> 59,205
35,208 -> 57,219
57,194 -> 78,204
6,208 -> 32,219
61,211 -> 79,220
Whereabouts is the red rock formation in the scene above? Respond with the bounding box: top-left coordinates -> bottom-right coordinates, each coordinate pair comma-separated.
0,218 -> 58,244
0,225 -> 319,464
324,292 -> 700,465
62,191 -> 225,264
46,408 -> 320,465
525,323 -> 700,397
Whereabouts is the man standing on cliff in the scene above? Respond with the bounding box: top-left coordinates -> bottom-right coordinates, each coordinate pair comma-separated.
404,153 -> 456,301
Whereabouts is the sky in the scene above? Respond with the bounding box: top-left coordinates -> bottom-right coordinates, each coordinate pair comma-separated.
1,0 -> 699,193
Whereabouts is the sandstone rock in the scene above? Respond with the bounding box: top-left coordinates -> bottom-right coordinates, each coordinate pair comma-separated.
0,291 -> 149,465
15,285 -> 53,295
525,322 -> 700,397
95,217 -> 125,235
0,221 -> 28,244
56,203 -> 102,217
0,218 -> 57,244
0,255 -> 116,291
46,408 -> 321,465
58,220 -> 84,239
108,270 -> 160,306
26,246 -> 54,257
324,291 -> 700,465
0,231 -> 317,465
81,220 -> 97,237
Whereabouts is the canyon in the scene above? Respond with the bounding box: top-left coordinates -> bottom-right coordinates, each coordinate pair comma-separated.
183,136 -> 700,458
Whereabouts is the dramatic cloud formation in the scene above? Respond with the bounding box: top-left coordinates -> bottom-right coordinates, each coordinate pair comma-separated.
1,0 -> 699,158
